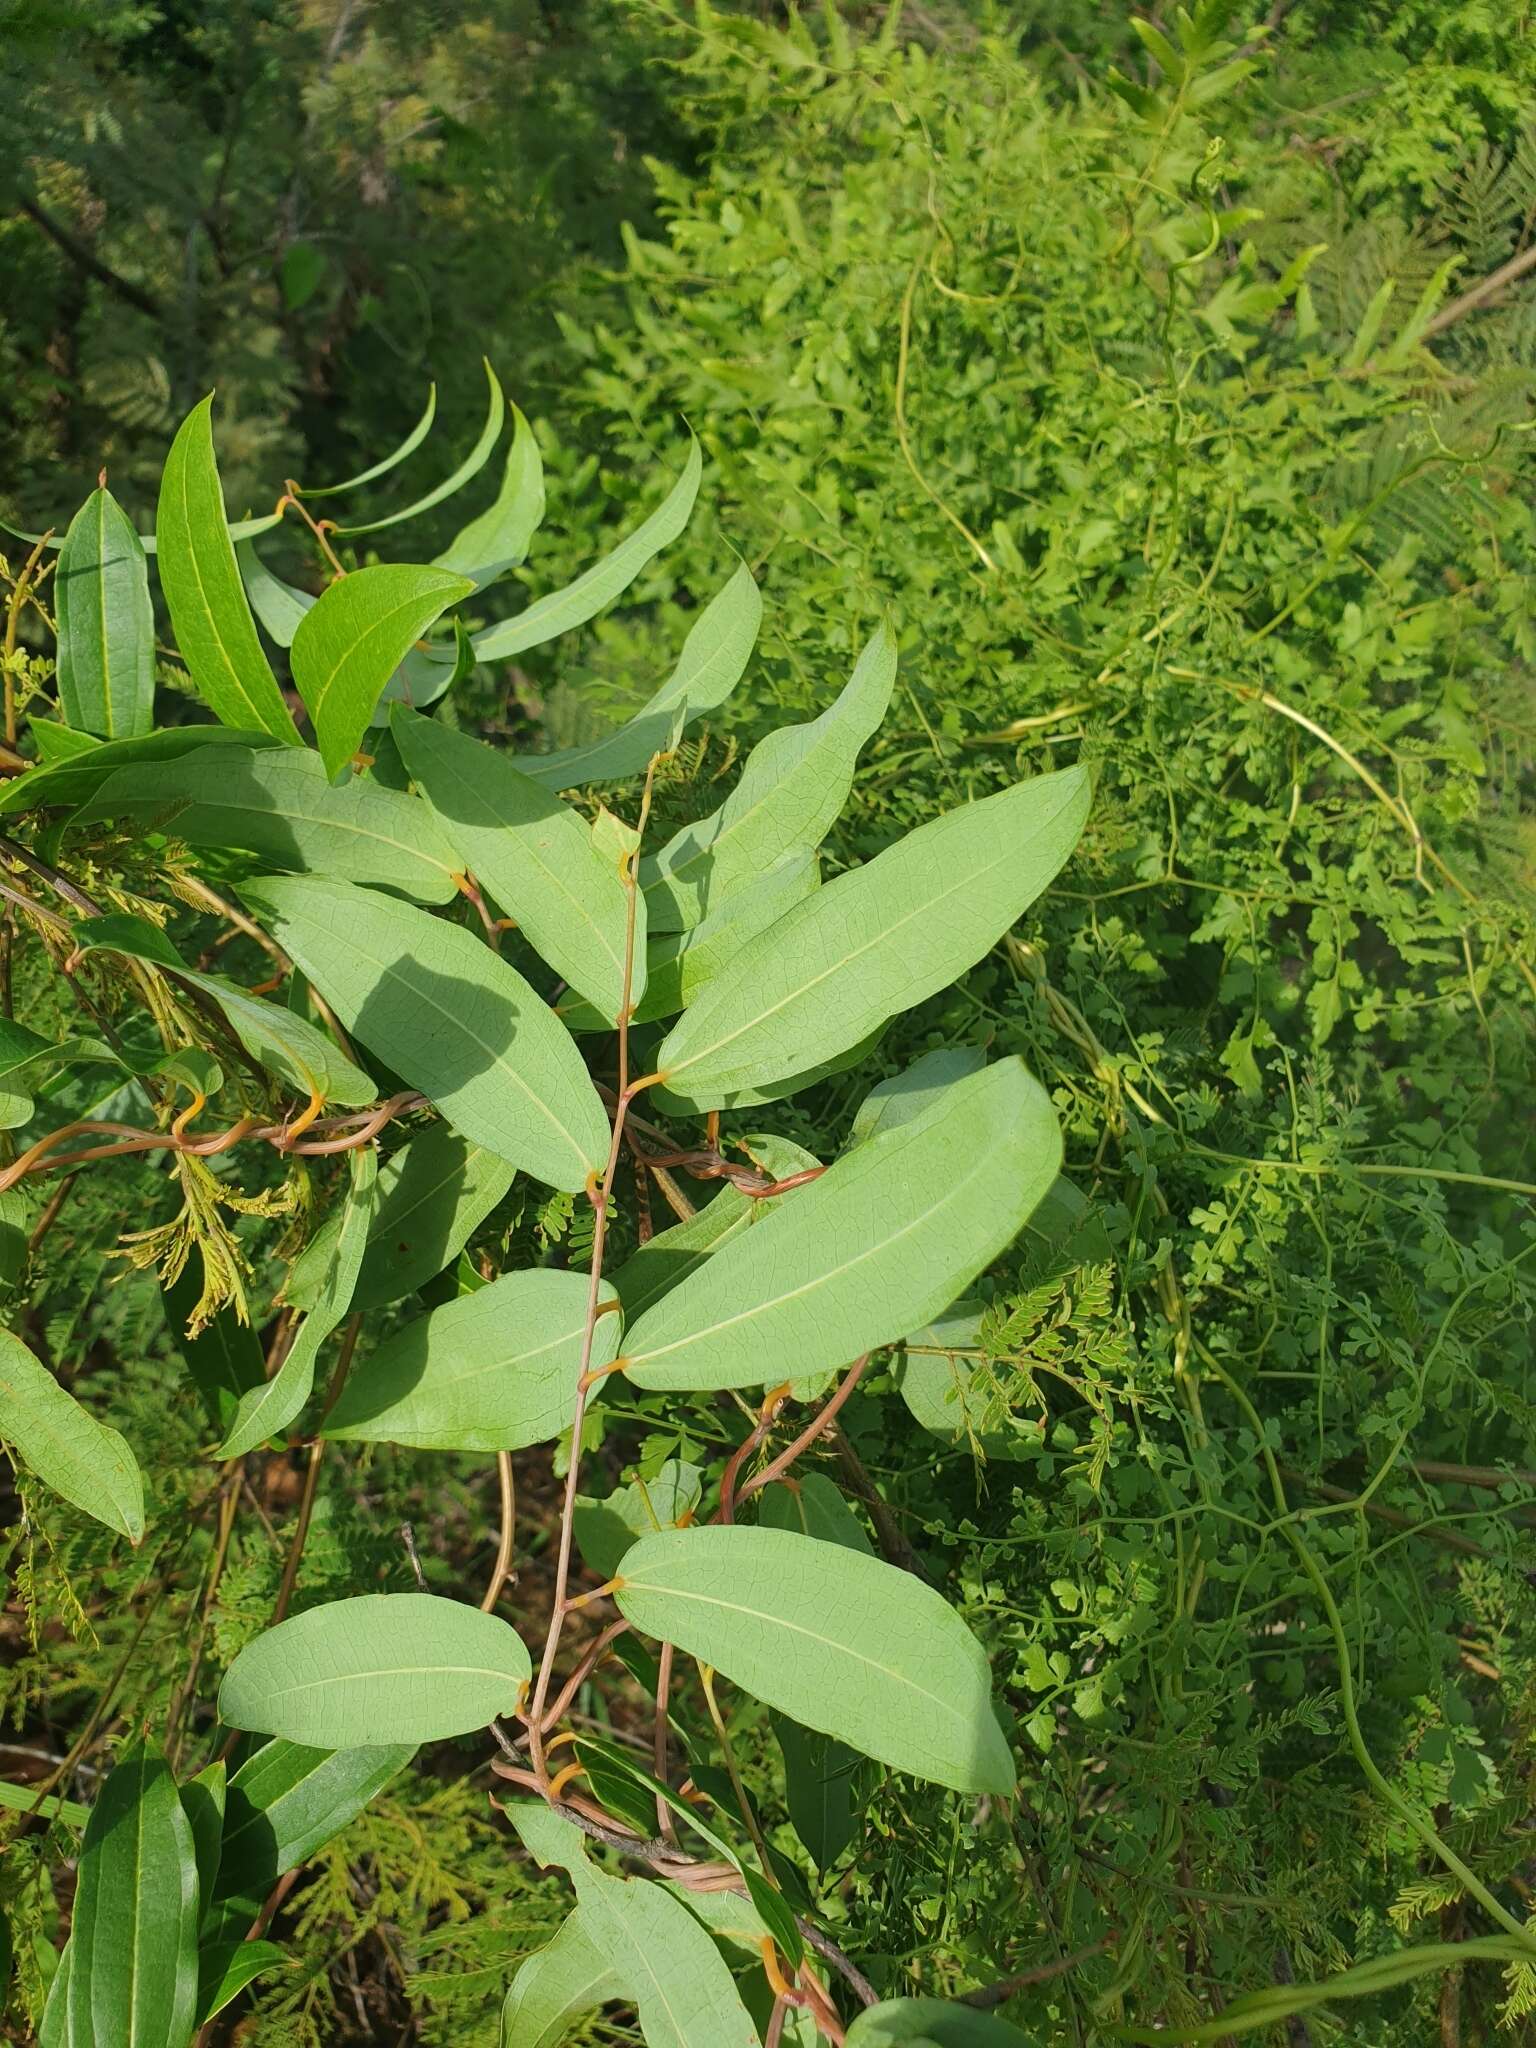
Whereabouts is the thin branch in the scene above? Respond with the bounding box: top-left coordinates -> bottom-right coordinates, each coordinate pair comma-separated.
14,192 -> 165,320
1424,241 -> 1536,339
480,1450 -> 517,1611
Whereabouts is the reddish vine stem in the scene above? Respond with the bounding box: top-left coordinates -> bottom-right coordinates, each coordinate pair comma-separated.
480,1450 -> 517,1611
733,1356 -> 873,1510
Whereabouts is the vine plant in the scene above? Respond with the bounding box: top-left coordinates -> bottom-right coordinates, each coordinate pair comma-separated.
2,377 -> 1094,2048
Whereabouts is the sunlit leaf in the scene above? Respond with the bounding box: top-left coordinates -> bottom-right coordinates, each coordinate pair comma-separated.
0,1326 -> 144,1541
0,727 -> 279,819
500,1905 -> 622,2048
299,384 -> 437,499
437,400 -> 545,582
574,1458 -> 704,1578
55,486 -> 155,738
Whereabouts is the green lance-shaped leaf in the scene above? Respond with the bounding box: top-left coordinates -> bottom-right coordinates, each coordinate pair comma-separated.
77,744 -> 464,904
155,395 -> 302,744
70,913 -> 375,1112
300,382 -> 436,499
325,1267 -> 620,1451
560,849 -> 817,1034
474,436 -> 702,662
656,763 -> 1090,1106
180,1761 -> 226,1909
236,538 -> 315,647
574,1458 -> 705,1579
608,1133 -> 822,1323
392,705 -> 641,1022
0,1327 -> 144,1541
241,876 -> 609,1192
162,1262 -> 265,1433
292,565 -> 473,781
54,485 -> 156,739
217,1145 -> 376,1458
500,1905 -> 624,2048
218,1593 -> 532,1746
518,561 -> 761,791
620,1058 -> 1060,1392
208,1738 -> 413,1931
194,1942 -> 287,2027
332,357 -> 505,538
513,1802 -> 760,2048
30,720 -> 100,765
850,1046 -> 988,1147
352,1126 -> 516,1312
0,726 -> 280,819
65,1743 -> 199,2048
613,1525 -> 1014,1796
438,400 -> 545,583
643,622 -> 895,934
846,2000 -> 1035,2046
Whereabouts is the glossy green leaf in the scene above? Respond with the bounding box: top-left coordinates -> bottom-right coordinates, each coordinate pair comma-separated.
560,849 -> 817,1034
438,401 -> 545,581
608,1134 -> 821,1323
38,1943 -> 71,2048
850,1046 -> 987,1147
352,1126 -> 516,1311
656,764 -> 1090,1104
0,726 -> 278,819
518,561 -> 760,789
242,876 -> 609,1192
29,720 -> 100,764
77,744 -> 464,904
574,1458 -> 704,1579
499,1905 -> 623,2048
0,1327 -> 144,1541
300,383 -> 436,498
325,1268 -> 619,1451
194,1940 -> 286,2026
218,1593 -> 532,1746
70,913 -> 376,1110
217,1145 -> 376,1458
55,486 -> 155,739
180,1761 -> 225,1910
162,1261 -> 265,1432
613,1525 -> 1015,1795
474,436 -> 702,662
155,396 -> 301,744
513,1802 -> 760,2048
392,705 -> 641,1021
846,2000 -> 1035,2047
210,1739 -> 414,1919
292,565 -> 473,780
644,623 -> 893,933
621,1059 -> 1060,1391
236,539 -> 314,647
66,1743 -> 199,2048
333,359 -> 505,537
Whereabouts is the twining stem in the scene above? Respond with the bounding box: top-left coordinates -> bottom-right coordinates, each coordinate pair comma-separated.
525,759 -> 660,1784
733,1356 -> 872,1511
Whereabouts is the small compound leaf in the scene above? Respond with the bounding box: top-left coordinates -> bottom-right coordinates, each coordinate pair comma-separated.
242,876 -> 609,1192
613,1526 -> 1015,1796
0,727 -> 279,820
474,437 -> 702,662
0,1326 -> 144,1541
655,764 -> 1090,1103
218,1593 -> 532,1746
644,623 -> 893,933
622,1060 -> 1060,1391
499,1905 -> 622,2048
846,2000 -> 1035,2046
325,1268 -> 620,1452
55,486 -> 156,739
393,706 -> 641,1022
519,561 -> 760,789
77,744 -> 464,904
352,1126 -> 516,1312
66,1743 -> 199,2048
333,358 -> 506,538
292,565 -> 473,780
438,401 -> 545,583
155,396 -> 301,744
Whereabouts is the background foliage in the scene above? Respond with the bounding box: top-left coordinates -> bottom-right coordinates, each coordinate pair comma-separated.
4,2 -> 1536,2043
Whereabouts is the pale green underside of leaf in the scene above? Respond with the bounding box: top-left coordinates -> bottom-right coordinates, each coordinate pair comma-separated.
67,1745 -> 199,2048
845,1999 -> 1035,2047
0,727 -> 280,819
326,1267 -> 619,1451
644,621 -> 894,934
217,1146 -> 376,1458
351,1125 -> 516,1312
155,394 -> 301,744
292,564 -> 473,780
0,1326 -> 144,1541
512,1802 -> 761,2048
236,539 -> 315,647
517,560 -> 761,790
219,1593 -> 532,1746
77,744 -> 465,904
622,1059 -> 1061,1391
393,705 -> 641,1022
438,400 -> 545,581
499,1906 -> 623,2048
474,436 -> 702,661
850,1046 -> 987,1146
241,876 -> 609,1192
55,486 -> 156,740
613,1525 -> 1015,1795
656,763 -> 1091,1104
